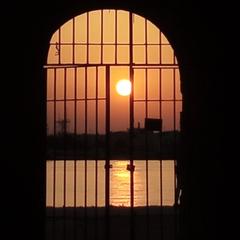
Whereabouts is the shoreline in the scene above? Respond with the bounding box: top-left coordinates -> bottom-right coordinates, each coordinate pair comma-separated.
46,205 -> 177,216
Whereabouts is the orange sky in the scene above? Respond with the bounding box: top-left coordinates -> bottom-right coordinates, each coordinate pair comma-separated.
46,10 -> 182,134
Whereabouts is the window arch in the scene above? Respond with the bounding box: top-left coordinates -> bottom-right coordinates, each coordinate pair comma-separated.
45,9 -> 182,240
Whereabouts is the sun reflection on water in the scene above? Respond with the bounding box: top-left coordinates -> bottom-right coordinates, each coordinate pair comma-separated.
110,161 -> 130,206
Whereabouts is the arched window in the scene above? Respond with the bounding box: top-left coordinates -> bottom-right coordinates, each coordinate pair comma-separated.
45,9 -> 182,240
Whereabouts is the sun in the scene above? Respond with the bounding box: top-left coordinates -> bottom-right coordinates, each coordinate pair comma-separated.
116,79 -> 132,96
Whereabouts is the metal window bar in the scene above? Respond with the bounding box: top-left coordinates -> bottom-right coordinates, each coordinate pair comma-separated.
73,66 -> 77,240
72,18 -> 75,64
86,12 -> 89,65
101,10 -> 103,65
84,67 -> 88,240
145,67 -> 150,240
115,9 -> 118,64
45,9 -> 182,240
105,65 -> 110,240
94,67 -> 99,240
159,67 -> 164,239
129,11 -> 135,240
52,68 -> 57,240
63,67 -> 67,240
145,17 -> 150,240
58,27 -> 61,64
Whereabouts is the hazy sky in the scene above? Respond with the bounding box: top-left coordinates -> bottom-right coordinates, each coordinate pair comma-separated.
46,10 -> 182,134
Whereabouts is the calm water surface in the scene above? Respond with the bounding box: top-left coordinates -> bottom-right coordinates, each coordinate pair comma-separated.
46,160 -> 175,207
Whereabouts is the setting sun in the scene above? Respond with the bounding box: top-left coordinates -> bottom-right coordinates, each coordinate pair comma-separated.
116,79 -> 132,96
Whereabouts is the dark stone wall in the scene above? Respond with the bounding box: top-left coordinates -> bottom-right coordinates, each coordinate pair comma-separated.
2,1 -> 227,240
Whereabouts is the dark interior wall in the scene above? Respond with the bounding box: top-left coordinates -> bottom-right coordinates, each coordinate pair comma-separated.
2,1 -> 226,240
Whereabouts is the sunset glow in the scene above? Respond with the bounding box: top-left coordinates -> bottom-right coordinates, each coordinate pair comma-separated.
116,79 -> 131,96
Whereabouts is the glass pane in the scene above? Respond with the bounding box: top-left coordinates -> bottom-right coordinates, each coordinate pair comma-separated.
133,45 -> 146,64
87,67 -> 96,98
47,102 -> 54,135
76,161 -> 85,206
147,21 -> 160,44
148,102 -> 159,119
56,69 -> 64,100
147,45 -> 160,64
103,45 -> 115,64
60,45 -> 73,64
60,19 -> 73,43
161,45 -> 174,64
162,69 -> 173,100
89,10 -> 101,43
133,14 -> 145,44
89,45 -> 101,64
74,45 -> 87,64
55,161 -> 64,207
86,161 -> 96,206
65,161 -> 74,206
103,10 -> 115,43
76,67 -> 85,99
117,45 -> 129,64
134,69 -> 145,100
75,14 -> 87,43
117,10 -> 129,44
66,68 -> 75,99
47,69 -> 55,100
147,69 -> 159,100
97,67 -> 106,99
